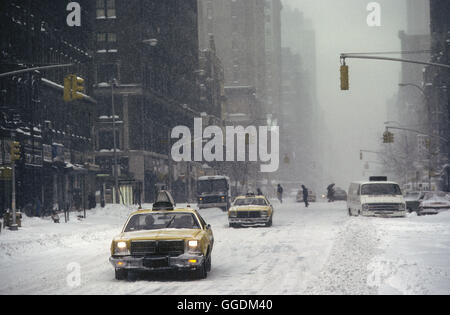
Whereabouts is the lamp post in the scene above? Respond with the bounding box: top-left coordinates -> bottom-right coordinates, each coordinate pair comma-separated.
111,78 -> 120,204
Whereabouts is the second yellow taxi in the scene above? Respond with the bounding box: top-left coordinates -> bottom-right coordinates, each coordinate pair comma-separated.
228,193 -> 274,228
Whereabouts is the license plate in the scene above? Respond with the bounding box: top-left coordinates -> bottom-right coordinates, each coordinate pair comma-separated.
143,258 -> 169,268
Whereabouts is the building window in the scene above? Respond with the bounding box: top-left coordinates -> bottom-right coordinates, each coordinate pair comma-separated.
108,33 -> 117,42
96,0 -> 116,18
97,33 -> 107,42
96,33 -> 117,52
107,0 -> 116,17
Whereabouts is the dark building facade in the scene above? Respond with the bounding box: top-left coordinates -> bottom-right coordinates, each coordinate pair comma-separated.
0,0 -> 98,215
425,0 -> 450,190
92,0 -> 220,204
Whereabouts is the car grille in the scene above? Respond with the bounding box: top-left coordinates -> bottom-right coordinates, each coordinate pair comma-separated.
130,240 -> 185,257
237,211 -> 261,218
368,203 -> 401,211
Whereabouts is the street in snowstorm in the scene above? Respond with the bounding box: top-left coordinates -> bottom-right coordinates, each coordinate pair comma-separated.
1,199 -> 450,295
1,0 -> 450,298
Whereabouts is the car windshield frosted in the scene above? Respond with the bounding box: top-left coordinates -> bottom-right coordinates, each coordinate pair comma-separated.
124,213 -> 200,232
360,184 -> 402,196
198,179 -> 227,194
234,198 -> 267,206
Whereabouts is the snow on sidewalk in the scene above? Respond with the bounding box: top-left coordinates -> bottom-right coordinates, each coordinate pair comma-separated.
367,211 -> 450,295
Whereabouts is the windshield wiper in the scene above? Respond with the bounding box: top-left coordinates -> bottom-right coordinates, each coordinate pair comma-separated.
165,216 -> 176,229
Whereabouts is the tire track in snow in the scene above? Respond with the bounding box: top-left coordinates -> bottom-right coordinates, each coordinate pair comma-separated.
306,217 -> 380,295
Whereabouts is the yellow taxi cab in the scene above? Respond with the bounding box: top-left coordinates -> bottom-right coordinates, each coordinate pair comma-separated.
228,193 -> 274,228
109,191 -> 214,280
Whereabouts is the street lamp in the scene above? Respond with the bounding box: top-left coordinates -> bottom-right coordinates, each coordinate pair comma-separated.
110,78 -> 120,204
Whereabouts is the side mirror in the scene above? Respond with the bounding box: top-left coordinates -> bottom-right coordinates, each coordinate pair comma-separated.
206,224 -> 211,230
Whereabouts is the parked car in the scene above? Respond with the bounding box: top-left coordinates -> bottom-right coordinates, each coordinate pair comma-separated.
228,193 -> 274,228
418,191 -> 450,216
334,188 -> 348,201
110,191 -> 214,280
404,191 -> 427,213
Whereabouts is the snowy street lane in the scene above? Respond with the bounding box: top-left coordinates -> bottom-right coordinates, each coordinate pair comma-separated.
1,201 -> 450,295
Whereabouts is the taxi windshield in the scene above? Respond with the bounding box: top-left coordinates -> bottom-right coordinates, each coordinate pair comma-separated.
234,198 -> 267,206
124,213 -> 200,232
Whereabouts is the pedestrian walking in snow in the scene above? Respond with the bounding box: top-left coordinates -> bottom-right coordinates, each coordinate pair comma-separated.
302,185 -> 309,208
277,184 -> 284,204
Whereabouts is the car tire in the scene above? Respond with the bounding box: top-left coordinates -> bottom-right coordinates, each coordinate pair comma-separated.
266,217 -> 273,227
115,269 -> 128,281
206,250 -> 212,272
193,259 -> 208,280
348,208 -> 352,217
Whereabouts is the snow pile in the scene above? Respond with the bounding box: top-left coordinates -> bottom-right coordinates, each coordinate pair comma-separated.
0,204 -> 135,260
367,210 -> 450,295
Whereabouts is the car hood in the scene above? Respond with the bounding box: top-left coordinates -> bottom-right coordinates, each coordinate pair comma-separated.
230,205 -> 269,212
115,229 -> 202,241
361,195 -> 404,204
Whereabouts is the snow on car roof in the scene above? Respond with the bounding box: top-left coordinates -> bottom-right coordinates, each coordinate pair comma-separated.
352,181 -> 400,185
198,176 -> 230,181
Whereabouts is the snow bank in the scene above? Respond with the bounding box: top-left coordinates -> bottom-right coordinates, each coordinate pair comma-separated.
0,204 -> 135,260
367,210 -> 450,295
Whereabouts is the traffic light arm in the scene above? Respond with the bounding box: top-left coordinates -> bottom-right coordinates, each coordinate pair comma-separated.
340,54 -> 450,69
386,126 -> 449,143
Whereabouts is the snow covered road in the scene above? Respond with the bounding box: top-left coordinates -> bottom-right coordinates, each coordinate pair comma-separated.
1,200 -> 450,295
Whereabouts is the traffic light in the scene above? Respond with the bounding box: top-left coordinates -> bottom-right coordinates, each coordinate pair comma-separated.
10,141 -> 21,161
388,132 -> 394,144
64,75 -> 85,102
383,131 -> 395,144
71,76 -> 85,100
64,75 -> 73,102
340,65 -> 349,91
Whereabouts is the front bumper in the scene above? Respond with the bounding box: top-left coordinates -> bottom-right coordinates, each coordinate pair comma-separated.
229,217 -> 271,225
110,254 -> 205,271
362,210 -> 406,217
418,207 -> 448,215
198,202 -> 228,209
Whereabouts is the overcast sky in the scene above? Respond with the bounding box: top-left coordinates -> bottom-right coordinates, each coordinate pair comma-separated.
282,0 -> 410,188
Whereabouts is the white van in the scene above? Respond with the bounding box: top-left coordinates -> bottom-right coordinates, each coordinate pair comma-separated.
347,177 -> 406,217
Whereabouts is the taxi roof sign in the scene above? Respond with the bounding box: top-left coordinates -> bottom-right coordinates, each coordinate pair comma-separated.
152,191 -> 176,211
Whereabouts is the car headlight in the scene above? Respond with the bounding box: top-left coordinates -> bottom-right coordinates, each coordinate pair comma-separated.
114,241 -> 130,256
261,211 -> 268,217
188,240 -> 199,248
187,240 -> 201,253
229,211 -> 237,218
399,203 -> 406,211
362,204 -> 369,211
117,241 -> 127,249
